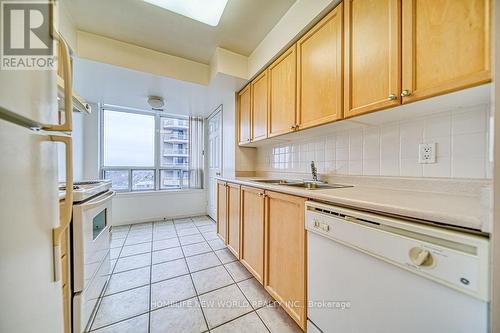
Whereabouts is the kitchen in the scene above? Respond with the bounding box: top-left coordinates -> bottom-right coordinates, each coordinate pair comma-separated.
1,0 -> 500,332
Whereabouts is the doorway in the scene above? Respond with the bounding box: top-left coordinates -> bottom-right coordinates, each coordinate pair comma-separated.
206,105 -> 222,220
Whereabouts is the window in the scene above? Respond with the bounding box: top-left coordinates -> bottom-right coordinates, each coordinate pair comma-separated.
100,106 -> 203,192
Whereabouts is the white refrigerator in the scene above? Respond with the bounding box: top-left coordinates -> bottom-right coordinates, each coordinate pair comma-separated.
0,20 -> 74,333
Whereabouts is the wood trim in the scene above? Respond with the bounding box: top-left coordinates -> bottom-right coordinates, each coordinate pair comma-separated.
240,185 -> 266,284
267,44 -> 297,138
344,0 -> 401,118
216,180 -> 227,242
263,190 -> 307,330
237,84 -> 251,145
297,3 -> 344,130
226,182 -> 241,259
250,70 -> 269,142
401,0 -> 491,104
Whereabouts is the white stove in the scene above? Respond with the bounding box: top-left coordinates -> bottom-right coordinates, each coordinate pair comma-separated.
59,180 -> 112,203
63,179 -> 115,332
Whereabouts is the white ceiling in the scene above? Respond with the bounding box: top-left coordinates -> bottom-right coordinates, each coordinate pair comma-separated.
64,0 -> 296,64
74,58 -> 246,117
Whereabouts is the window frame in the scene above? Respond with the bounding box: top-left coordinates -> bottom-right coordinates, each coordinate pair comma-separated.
99,104 -> 195,192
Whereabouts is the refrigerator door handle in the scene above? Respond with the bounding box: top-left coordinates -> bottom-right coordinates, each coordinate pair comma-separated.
50,134 -> 73,282
43,31 -> 72,133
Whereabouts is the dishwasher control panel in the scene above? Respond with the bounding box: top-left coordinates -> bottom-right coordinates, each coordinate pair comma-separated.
305,201 -> 490,301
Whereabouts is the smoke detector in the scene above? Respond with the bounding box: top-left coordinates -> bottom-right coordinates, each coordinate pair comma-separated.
147,96 -> 165,109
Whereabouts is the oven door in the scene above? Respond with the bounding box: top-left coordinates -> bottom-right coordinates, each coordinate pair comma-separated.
72,190 -> 115,293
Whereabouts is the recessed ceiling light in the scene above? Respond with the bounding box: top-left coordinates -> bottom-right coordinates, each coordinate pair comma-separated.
143,0 -> 228,26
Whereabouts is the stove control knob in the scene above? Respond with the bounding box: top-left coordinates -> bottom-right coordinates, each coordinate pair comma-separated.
409,247 -> 434,267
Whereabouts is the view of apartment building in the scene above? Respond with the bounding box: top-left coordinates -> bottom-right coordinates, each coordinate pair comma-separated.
160,117 -> 189,189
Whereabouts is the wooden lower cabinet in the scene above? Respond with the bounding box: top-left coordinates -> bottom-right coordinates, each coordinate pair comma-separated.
240,186 -> 266,283
61,227 -> 70,333
226,183 -> 241,258
216,181 -> 228,242
223,182 -> 307,331
264,190 -> 307,331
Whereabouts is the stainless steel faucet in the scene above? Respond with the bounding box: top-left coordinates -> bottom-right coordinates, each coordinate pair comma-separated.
311,161 -> 318,182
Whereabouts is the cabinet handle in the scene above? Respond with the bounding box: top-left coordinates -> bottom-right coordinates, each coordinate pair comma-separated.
401,90 -> 411,97
388,94 -> 397,101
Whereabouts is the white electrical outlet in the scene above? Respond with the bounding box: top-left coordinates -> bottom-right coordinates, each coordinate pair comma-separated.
418,143 -> 436,164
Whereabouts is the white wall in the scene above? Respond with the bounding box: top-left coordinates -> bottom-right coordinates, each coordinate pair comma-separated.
204,74 -> 247,177
82,103 -> 100,179
248,0 -> 339,78
58,112 -> 85,182
112,190 -> 206,225
490,1 -> 499,331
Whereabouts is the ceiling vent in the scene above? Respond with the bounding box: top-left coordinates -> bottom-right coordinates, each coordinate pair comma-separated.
147,96 -> 165,110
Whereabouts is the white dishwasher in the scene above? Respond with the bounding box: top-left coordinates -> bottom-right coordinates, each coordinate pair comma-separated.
305,201 -> 490,333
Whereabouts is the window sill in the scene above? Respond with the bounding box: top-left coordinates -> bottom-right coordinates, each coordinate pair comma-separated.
115,189 -> 205,197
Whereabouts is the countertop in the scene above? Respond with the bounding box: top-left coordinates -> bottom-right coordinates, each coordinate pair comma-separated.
216,176 -> 491,233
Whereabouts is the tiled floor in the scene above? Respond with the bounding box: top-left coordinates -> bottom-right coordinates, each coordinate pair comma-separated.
89,216 -> 302,333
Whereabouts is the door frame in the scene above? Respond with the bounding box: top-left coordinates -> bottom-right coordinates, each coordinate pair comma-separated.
206,105 -> 223,220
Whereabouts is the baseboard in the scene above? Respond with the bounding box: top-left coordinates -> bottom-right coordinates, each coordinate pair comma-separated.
112,212 -> 208,226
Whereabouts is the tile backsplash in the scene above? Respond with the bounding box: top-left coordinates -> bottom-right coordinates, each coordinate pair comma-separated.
256,104 -> 492,179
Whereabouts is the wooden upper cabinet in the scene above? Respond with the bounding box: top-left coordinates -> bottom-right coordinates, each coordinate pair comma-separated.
264,191 -> 307,330
297,3 -> 343,129
401,0 -> 491,103
238,85 -> 251,145
344,0 -> 401,117
226,183 -> 241,258
251,71 -> 269,142
216,181 -> 227,243
240,186 -> 266,283
268,45 -> 297,138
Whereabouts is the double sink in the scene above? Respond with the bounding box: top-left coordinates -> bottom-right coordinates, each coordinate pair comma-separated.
253,179 -> 352,190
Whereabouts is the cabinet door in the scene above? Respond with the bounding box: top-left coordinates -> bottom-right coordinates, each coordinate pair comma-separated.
344,0 -> 401,117
216,181 -> 227,242
238,85 -> 251,145
268,45 -> 297,137
402,0 -> 491,103
240,186 -> 266,283
297,3 -> 343,129
227,183 -> 241,258
264,191 -> 307,330
251,71 -> 269,142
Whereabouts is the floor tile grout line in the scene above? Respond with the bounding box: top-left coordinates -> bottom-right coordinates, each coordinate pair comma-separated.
101,217 -> 236,331
112,243 -> 213,271
218,251 -> 271,332
193,217 -> 273,332
189,218 -> 260,331
88,224 -> 131,331
147,219 -> 157,333
109,263 -> 151,276
88,310 -> 150,332
172,216 -> 211,332
206,309 -> 258,331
